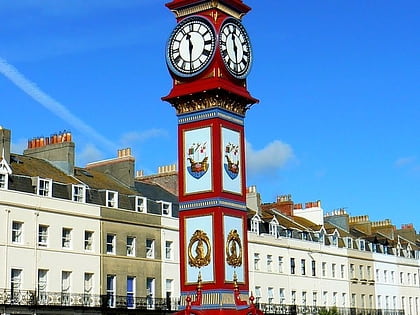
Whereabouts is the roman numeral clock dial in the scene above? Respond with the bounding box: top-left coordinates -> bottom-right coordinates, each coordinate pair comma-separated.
166,16 -> 216,78
219,18 -> 252,79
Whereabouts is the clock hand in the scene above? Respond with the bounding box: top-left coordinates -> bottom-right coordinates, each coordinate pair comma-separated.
187,34 -> 193,72
232,34 -> 238,64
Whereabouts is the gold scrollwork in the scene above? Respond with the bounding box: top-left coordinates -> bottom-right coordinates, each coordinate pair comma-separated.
188,230 -> 211,268
226,229 -> 243,267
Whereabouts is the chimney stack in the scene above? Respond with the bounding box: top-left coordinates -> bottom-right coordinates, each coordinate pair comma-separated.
0,126 -> 11,163
23,130 -> 75,175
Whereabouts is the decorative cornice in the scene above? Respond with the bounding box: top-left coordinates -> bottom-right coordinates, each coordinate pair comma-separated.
171,1 -> 244,19
169,90 -> 251,116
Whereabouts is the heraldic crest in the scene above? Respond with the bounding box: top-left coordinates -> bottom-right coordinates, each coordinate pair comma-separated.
226,229 -> 243,267
224,142 -> 240,180
187,142 -> 208,179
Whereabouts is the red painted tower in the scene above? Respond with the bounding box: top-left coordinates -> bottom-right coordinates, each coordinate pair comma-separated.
163,1 -> 262,314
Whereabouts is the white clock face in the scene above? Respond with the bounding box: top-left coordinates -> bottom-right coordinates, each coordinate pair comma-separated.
219,18 -> 252,79
167,16 -> 216,78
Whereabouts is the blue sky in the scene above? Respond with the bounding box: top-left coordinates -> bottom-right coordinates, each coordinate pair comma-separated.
1,1 -> 419,229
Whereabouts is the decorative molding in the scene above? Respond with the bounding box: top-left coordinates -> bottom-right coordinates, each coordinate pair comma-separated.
172,1 -> 243,20
171,91 -> 251,116
178,108 -> 244,125
180,198 -> 246,211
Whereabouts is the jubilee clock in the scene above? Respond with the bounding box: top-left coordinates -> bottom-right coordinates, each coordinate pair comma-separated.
166,16 -> 216,78
219,18 -> 252,79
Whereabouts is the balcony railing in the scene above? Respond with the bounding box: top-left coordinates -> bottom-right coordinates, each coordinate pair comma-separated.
257,303 -> 405,315
0,289 -> 179,311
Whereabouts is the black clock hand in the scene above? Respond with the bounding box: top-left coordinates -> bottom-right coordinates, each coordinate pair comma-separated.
187,34 -> 193,72
232,34 -> 238,64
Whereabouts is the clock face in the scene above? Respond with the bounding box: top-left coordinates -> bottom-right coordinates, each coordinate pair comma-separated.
167,16 -> 216,78
219,18 -> 252,79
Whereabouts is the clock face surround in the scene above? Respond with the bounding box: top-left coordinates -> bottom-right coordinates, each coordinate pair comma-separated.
167,16 -> 216,78
219,18 -> 252,79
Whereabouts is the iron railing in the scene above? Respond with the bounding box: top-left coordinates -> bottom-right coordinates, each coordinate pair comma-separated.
257,303 -> 405,315
0,289 -> 180,311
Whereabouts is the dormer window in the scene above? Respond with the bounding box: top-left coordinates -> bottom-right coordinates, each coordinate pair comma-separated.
0,157 -> 12,190
38,178 -> 52,197
318,230 -> 325,244
359,239 -> 365,251
269,219 -> 278,237
159,201 -> 172,216
346,237 -> 353,249
331,231 -> 339,246
250,215 -> 260,234
285,229 -> 292,238
135,196 -> 147,212
106,190 -> 118,208
72,185 -> 86,203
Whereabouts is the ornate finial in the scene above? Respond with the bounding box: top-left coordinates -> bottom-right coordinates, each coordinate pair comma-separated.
233,270 -> 238,289
197,271 -> 202,290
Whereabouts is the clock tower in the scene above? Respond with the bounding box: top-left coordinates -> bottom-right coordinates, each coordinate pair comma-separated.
163,1 -> 262,314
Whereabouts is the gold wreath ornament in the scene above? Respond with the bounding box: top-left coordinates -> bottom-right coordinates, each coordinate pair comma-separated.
226,229 -> 242,267
188,230 -> 211,268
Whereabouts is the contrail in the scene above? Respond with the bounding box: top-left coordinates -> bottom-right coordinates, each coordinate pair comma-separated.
0,56 -> 116,151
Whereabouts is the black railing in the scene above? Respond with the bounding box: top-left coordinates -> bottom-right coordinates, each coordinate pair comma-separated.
0,289 -> 180,311
257,303 -> 405,315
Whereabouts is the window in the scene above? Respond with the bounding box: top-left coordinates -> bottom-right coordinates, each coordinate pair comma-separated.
279,288 -> 285,304
106,190 -> 118,208
62,271 -> 71,305
322,262 -> 327,277
376,269 -> 380,281
127,276 -> 136,308
359,265 -> 364,279
269,220 -> 277,237
72,185 -> 85,202
333,292 -> 337,306
255,286 -> 261,303
38,178 -> 52,197
254,253 -> 260,270
135,196 -> 147,212
391,270 -> 395,283
84,273 -> 93,295
146,239 -> 155,258
267,255 -> 273,272
165,279 -> 173,299
350,264 -> 355,278
361,294 -> 365,308
38,225 -> 48,247
84,231 -> 93,251
291,290 -> 296,305
268,287 -> 274,304
331,232 -> 338,246
407,273 -> 411,285
0,173 -> 7,189
127,237 -> 135,256
146,277 -> 155,309
301,259 -> 306,275
165,241 -> 173,260
341,264 -> 345,278
38,269 -> 48,303
332,263 -> 336,278
351,294 -> 356,307
323,291 -> 328,306
342,293 -> 346,307
278,256 -> 284,273
313,292 -> 318,306
251,216 -> 259,234
11,269 -> 22,302
12,221 -> 23,243
106,234 -> 116,254
62,228 -> 72,248
290,258 -> 295,274
302,291 -> 307,306
311,260 -> 316,276
384,270 -> 388,283
414,273 -> 417,285
346,237 -> 353,248
107,275 -> 116,308
378,295 -> 382,309
400,272 -> 404,284
160,201 -> 172,216
367,266 -> 372,280
359,239 -> 365,251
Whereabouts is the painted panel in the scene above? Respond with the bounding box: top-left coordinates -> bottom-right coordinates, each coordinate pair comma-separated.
185,215 -> 214,283
222,127 -> 241,194
224,215 -> 244,282
184,127 -> 212,194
